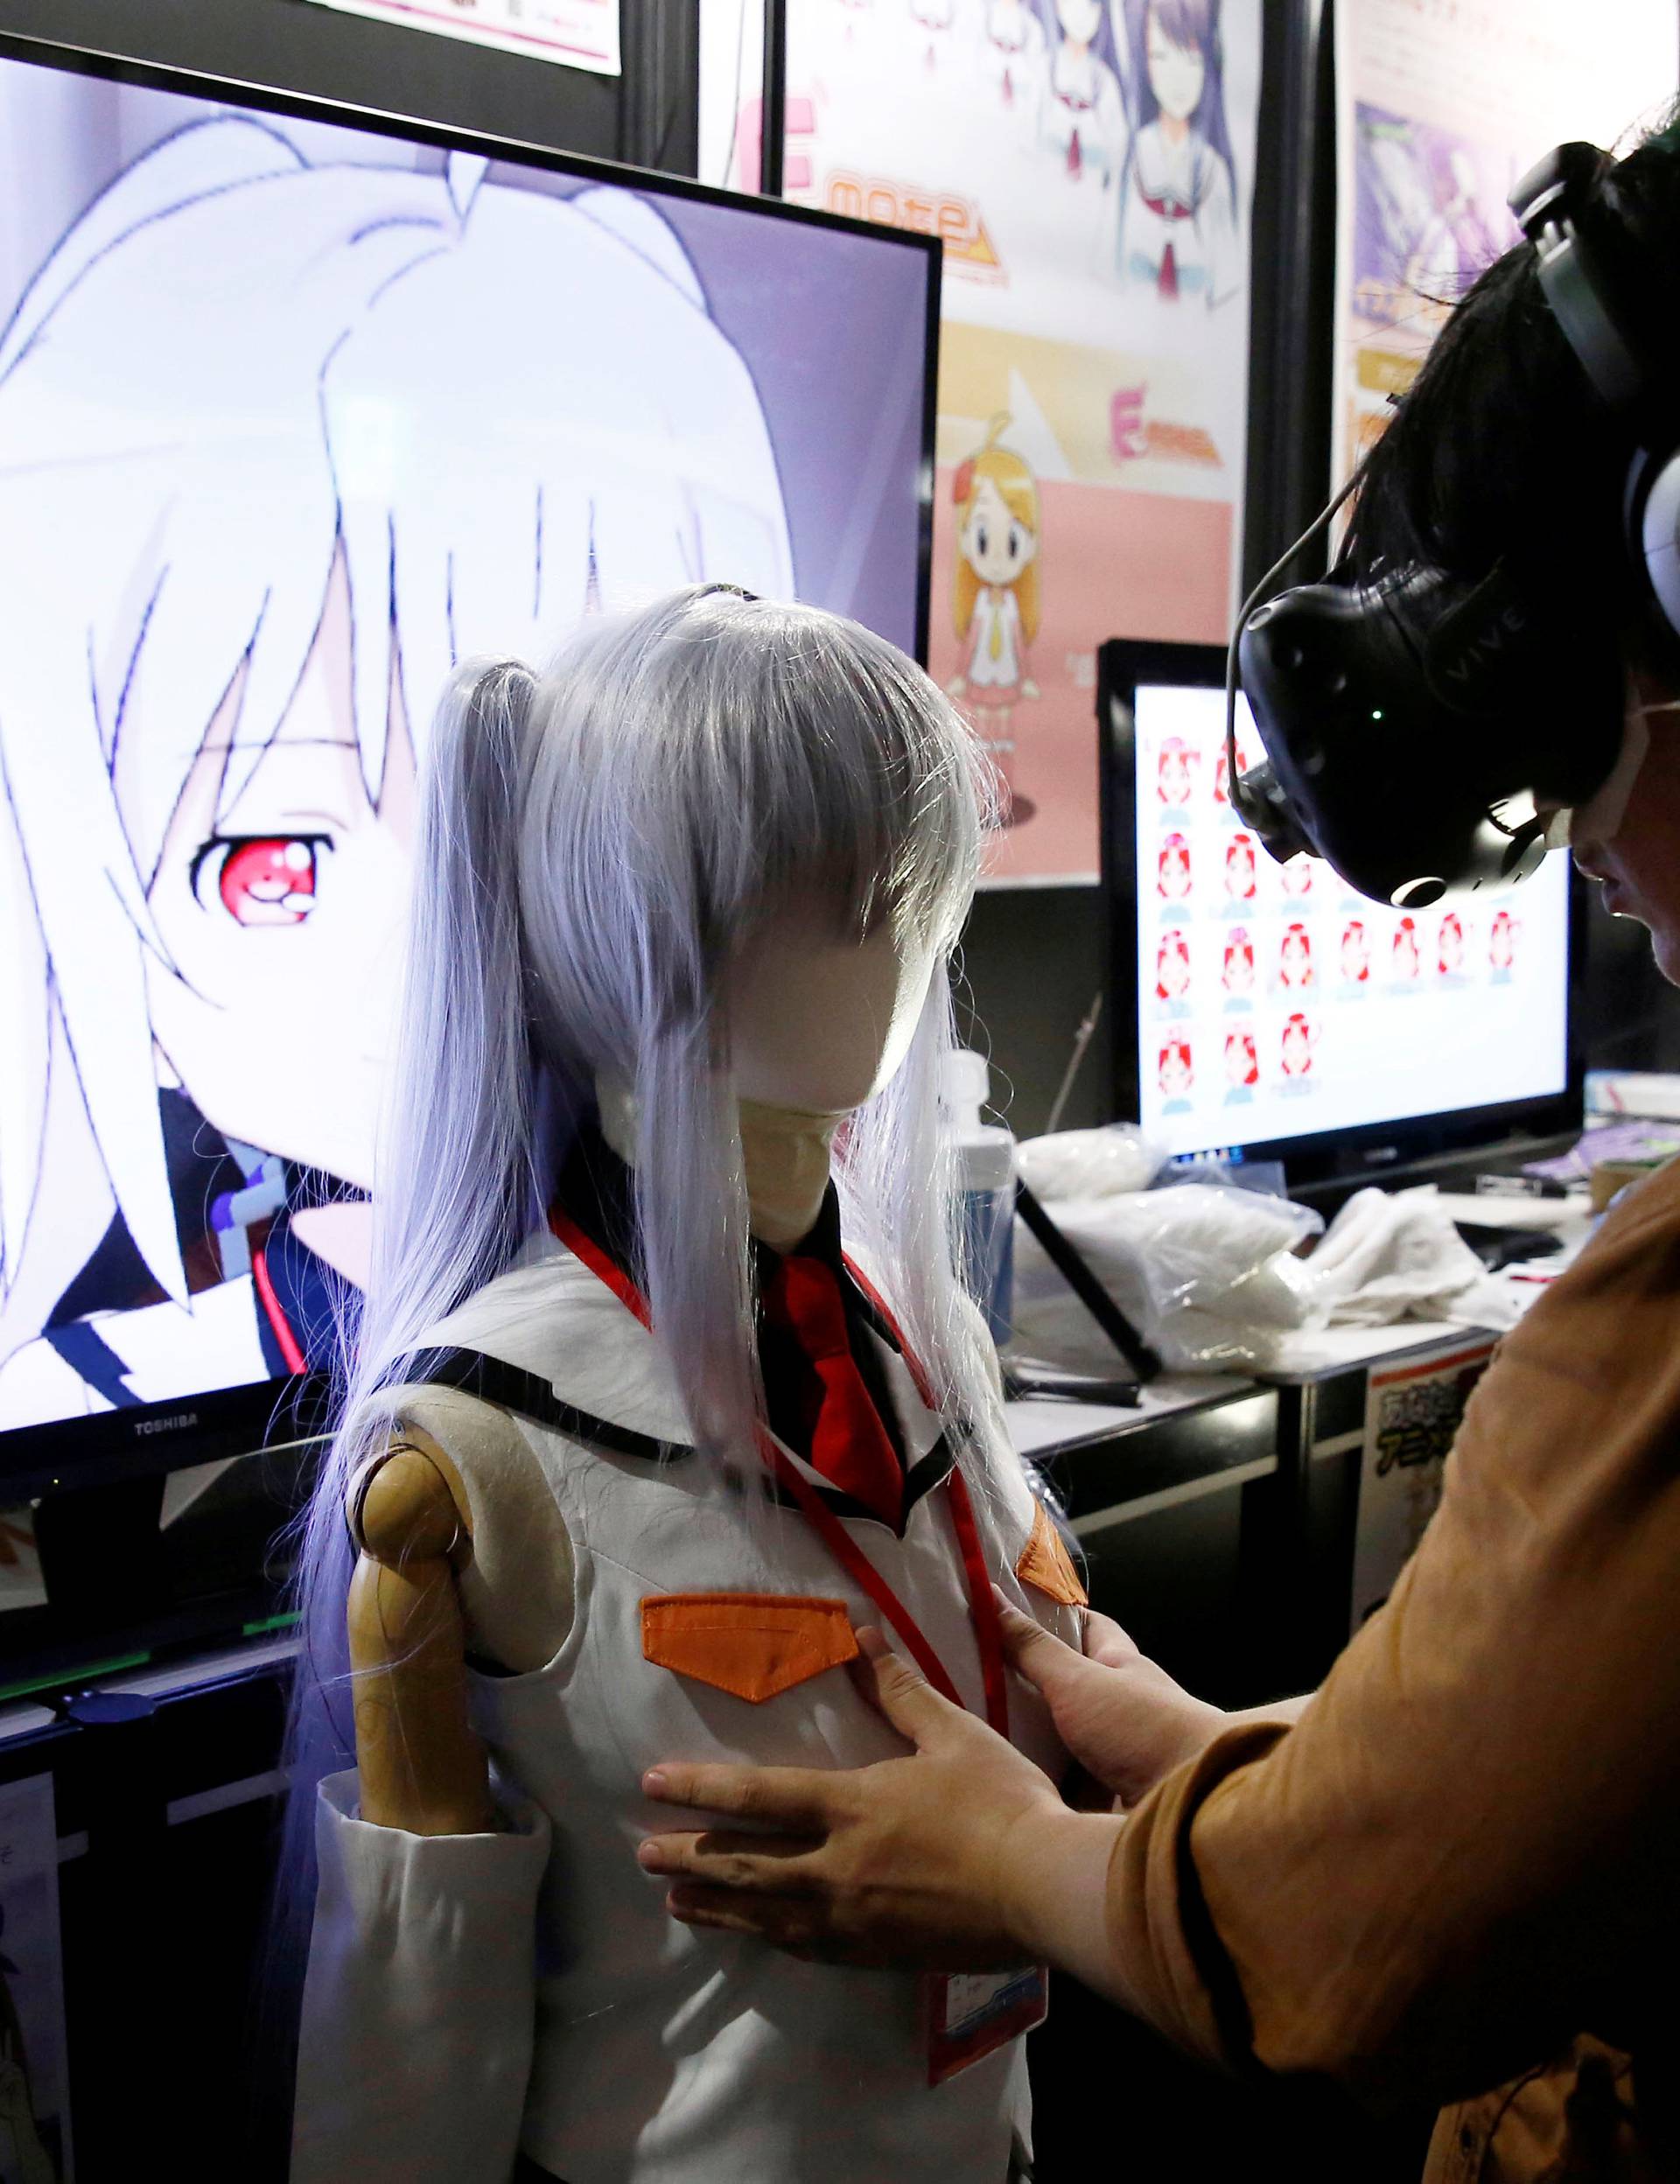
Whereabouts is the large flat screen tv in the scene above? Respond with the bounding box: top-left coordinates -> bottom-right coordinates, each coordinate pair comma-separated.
0,32 -> 941,1495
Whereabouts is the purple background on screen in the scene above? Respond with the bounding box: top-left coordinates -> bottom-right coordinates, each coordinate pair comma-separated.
0,58 -> 934,654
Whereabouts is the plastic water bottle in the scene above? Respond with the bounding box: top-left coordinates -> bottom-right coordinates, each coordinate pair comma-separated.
942,1049 -> 1016,1344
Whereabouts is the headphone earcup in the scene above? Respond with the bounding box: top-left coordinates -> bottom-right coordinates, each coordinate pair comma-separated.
1626,443 -> 1680,643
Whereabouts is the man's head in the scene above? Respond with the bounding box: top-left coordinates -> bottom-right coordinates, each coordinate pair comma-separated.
1339,107 -> 1680,961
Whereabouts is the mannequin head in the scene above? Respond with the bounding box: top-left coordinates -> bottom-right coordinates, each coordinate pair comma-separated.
723,893 -> 937,1115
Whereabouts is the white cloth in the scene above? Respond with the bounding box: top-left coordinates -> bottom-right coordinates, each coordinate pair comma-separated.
1309,1186 -> 1521,1332
295,1232 -> 1076,2184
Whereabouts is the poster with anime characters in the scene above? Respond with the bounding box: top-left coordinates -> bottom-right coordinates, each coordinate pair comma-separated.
1333,0 -> 1676,487
1340,918 -> 1371,990
1390,917 -> 1423,985
0,57 -> 931,1432
1221,925 -> 1254,1005
698,0 -> 1262,882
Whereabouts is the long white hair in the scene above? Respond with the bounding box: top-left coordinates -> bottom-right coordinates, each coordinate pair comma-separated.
0,116 -> 790,1369
275,589 -> 1001,2014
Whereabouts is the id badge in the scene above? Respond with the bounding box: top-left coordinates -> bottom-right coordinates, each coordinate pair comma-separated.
922,1965 -> 1049,2087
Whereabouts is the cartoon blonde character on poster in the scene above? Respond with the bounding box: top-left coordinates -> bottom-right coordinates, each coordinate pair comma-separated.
948,413 -> 1042,822
1113,0 -> 1238,305
0,123 -> 792,1428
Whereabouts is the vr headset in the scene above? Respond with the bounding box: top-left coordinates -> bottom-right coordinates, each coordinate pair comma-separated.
1233,140 -> 1680,907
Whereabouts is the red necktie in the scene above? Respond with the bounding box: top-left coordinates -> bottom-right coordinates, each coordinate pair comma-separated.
763,1255 -> 905,1530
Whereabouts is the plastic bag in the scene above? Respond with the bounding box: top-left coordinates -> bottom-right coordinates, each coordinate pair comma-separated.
1008,1181 -> 1325,1374
1015,1125 -> 1161,1203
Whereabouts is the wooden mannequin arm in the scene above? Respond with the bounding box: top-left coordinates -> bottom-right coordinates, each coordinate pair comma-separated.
346,1431 -> 495,1837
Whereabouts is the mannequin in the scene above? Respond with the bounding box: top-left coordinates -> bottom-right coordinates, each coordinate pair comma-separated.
288,587 -> 1089,2184
345,906 -> 936,1836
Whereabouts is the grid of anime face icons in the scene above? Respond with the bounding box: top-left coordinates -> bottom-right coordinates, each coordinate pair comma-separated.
1145,725 -> 1527,1115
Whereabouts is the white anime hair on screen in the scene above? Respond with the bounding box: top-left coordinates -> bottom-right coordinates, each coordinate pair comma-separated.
0,117 -> 791,1367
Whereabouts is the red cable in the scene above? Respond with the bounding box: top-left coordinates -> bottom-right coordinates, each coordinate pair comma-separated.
252,1244 -> 307,1376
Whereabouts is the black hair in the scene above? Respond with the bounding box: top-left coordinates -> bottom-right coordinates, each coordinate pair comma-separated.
1341,102 -> 1680,666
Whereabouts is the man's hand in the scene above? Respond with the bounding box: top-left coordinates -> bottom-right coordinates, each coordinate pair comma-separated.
637,1627 -> 1117,1972
995,1588 -> 1228,1810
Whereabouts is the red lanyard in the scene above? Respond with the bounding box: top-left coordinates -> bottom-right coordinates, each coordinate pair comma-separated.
549,1206 -> 1011,1740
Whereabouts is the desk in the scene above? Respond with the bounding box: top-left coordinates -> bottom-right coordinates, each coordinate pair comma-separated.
1007,1374 -> 1288,1705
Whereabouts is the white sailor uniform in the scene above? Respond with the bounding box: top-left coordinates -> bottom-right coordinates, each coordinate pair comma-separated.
293,1220 -> 1085,2184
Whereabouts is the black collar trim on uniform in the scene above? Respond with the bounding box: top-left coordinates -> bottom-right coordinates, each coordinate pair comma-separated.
385,1343 -> 965,1529
388,1346 -> 694,1465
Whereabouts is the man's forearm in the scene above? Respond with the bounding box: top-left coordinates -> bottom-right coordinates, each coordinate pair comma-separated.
1000,1804 -> 1141,2010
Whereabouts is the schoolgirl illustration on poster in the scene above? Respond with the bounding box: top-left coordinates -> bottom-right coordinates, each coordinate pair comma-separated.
0,75 -> 900,1432
1039,0 -> 1127,186
1114,0 -> 1240,305
978,0 -> 1048,110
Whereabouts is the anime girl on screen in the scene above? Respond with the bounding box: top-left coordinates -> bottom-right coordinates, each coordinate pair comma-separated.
0,121 -> 792,1429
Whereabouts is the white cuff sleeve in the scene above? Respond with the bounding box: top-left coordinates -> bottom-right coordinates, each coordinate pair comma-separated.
291,1768 -> 552,2184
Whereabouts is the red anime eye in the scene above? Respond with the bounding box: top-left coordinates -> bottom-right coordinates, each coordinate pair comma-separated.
192,836 -> 326,927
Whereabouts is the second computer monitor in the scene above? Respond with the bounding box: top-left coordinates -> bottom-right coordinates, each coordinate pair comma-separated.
1099,640 -> 1582,1181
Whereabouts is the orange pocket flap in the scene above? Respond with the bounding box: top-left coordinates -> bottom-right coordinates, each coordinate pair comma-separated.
641,1593 -> 860,1703
1015,1502 -> 1088,1608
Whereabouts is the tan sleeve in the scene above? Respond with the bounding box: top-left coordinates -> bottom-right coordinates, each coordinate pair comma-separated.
1103,1163 -> 1680,2109
386,1383 -> 575,1675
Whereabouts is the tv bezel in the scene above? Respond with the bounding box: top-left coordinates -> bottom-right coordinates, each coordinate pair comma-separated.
1098,637 -> 1588,1188
0,28 -> 942,1497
